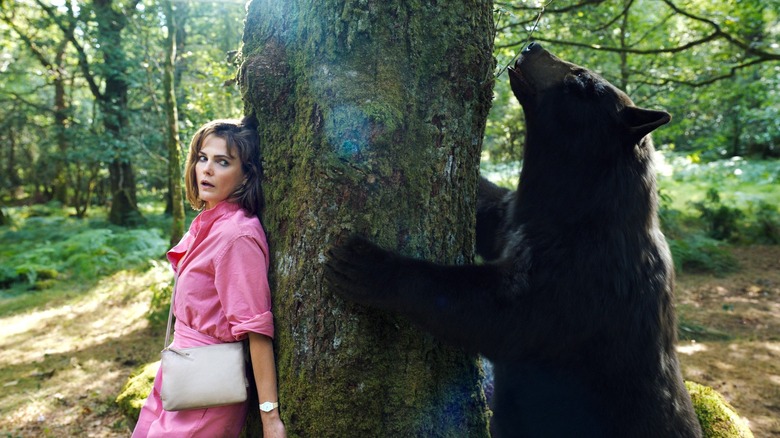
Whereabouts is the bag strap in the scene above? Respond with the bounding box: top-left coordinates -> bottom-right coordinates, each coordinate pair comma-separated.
163,277 -> 177,350
164,249 -> 189,350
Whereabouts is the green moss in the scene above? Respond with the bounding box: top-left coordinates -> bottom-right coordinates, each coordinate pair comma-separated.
686,381 -> 754,438
241,0 -> 494,434
115,361 -> 158,431
32,279 -> 56,290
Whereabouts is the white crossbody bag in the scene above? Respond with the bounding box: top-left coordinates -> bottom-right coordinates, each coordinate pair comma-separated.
160,276 -> 248,411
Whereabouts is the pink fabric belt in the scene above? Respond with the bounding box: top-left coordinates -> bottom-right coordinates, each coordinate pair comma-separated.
172,320 -> 225,349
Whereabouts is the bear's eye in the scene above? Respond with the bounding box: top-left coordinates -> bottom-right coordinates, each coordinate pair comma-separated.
564,69 -> 608,98
563,71 -> 591,95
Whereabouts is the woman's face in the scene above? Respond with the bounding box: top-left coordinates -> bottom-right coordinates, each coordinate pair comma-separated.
195,134 -> 246,210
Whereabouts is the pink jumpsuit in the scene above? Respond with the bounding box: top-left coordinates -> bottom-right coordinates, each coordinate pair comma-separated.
132,201 -> 275,438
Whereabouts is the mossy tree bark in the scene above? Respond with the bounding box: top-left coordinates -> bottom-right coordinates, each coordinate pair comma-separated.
241,1 -> 495,435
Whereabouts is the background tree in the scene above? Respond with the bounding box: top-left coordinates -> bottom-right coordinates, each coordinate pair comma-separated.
2,5 -> 71,204
240,0 -> 495,435
487,0 -> 780,162
163,0 -> 184,245
0,0 -> 246,221
2,0 -> 774,221
91,0 -> 143,225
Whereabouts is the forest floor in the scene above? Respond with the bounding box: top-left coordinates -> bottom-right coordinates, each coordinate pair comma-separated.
0,246 -> 778,437
676,245 -> 780,436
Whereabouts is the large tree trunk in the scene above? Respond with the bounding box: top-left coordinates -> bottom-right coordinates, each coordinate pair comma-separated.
240,1 -> 495,435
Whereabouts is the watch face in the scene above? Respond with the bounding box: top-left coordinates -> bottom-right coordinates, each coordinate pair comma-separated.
260,402 -> 277,412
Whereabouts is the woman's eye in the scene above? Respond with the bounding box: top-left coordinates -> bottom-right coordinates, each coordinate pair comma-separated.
198,155 -> 207,162
219,160 -> 230,166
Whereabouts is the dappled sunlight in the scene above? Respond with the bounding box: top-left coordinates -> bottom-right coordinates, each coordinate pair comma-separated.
681,340 -> 780,435
0,263 -> 171,436
677,340 -> 709,355
4,359 -> 124,432
674,245 -> 780,436
0,263 -> 170,367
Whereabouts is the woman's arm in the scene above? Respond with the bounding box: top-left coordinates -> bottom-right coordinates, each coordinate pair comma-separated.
248,332 -> 286,437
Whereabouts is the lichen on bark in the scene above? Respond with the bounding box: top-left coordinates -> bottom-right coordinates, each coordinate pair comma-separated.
240,1 -> 495,435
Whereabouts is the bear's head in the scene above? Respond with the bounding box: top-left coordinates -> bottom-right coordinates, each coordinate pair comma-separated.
507,43 -> 672,226
508,42 -> 671,153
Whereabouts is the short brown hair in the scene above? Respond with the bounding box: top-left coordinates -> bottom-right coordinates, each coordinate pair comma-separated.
184,115 -> 264,217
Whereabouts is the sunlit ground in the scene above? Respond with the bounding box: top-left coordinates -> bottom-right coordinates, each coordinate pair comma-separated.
0,263 -> 170,437
675,245 -> 780,436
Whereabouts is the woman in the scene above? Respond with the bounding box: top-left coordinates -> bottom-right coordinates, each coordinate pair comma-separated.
133,117 -> 286,437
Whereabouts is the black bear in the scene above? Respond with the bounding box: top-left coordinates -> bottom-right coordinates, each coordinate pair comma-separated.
325,42 -> 702,438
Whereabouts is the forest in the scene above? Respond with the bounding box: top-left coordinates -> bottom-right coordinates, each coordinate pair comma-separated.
0,0 -> 778,436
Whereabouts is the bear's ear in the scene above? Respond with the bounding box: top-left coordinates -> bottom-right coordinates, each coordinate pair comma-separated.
620,106 -> 671,143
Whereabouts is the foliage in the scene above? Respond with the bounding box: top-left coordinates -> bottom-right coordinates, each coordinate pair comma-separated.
487,0 -> 780,161
657,153 -> 780,247
0,205 -> 168,292
690,189 -> 745,241
0,0 -> 245,220
147,277 -> 172,328
745,201 -> 780,244
667,233 -> 737,276
1,0 -> 776,235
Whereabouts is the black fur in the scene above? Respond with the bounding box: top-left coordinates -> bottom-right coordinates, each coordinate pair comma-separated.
325,43 -> 701,438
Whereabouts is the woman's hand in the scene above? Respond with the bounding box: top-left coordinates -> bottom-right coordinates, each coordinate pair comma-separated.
261,411 -> 286,438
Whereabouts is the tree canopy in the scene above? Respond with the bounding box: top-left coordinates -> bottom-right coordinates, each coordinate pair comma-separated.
0,0 -> 777,218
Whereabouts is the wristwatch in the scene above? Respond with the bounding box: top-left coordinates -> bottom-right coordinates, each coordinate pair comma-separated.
259,401 -> 279,412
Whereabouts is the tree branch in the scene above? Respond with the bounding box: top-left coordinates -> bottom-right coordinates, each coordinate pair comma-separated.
660,0 -> 780,62
1,12 -> 53,70
35,0 -> 104,101
495,0 -> 779,87
636,58 -> 767,88
495,0 -> 606,14
495,0 -> 606,33
7,91 -> 57,114
496,33 -> 721,55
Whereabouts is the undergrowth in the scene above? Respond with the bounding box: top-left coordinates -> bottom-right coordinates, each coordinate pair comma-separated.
0,204 -> 169,301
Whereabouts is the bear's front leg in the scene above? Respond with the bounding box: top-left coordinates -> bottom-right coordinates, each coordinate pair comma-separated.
324,236 -> 406,308
325,236 -> 516,358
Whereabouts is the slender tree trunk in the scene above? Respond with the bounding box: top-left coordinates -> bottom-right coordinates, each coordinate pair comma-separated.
7,123 -> 20,188
241,1 -> 495,435
164,0 -> 184,246
53,51 -> 72,206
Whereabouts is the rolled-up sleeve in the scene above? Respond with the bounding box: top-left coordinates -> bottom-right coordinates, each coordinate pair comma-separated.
214,234 -> 275,340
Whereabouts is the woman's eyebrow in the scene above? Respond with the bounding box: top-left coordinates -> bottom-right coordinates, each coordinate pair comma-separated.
200,153 -> 235,160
